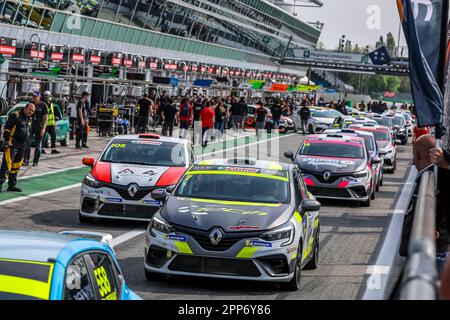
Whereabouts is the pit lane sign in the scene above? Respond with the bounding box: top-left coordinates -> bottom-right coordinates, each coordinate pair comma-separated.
72,47 -> 85,63
297,49 -> 369,64
30,42 -> 46,60
90,49 -> 102,65
50,45 -> 64,62
0,37 -> 16,56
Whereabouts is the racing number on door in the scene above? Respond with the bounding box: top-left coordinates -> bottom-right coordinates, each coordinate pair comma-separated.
94,266 -> 112,298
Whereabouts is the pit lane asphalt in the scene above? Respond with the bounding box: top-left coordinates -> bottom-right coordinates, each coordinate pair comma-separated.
0,132 -> 413,300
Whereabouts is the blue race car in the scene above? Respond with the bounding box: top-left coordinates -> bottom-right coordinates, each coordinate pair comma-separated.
0,230 -> 141,300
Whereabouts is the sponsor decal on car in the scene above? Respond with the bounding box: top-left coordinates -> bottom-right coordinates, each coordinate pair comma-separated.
188,207 -> 269,216
245,240 -> 272,248
117,168 -> 135,175
303,158 -> 354,168
216,166 -> 261,173
131,140 -> 162,145
287,246 -> 298,254
164,234 -> 187,242
227,225 -> 262,231
107,198 -> 123,203
143,199 -> 161,205
87,189 -> 105,195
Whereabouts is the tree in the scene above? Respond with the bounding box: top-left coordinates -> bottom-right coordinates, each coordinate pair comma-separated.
399,77 -> 411,93
386,32 -> 396,56
385,76 -> 401,92
316,41 -> 326,50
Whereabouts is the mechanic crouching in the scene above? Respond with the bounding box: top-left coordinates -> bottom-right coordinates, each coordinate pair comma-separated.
0,103 -> 35,192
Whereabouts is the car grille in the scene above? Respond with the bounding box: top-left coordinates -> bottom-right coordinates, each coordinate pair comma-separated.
168,255 -> 261,277
172,224 -> 263,252
301,169 -> 350,184
98,203 -> 159,219
307,186 -> 351,198
102,182 -> 156,201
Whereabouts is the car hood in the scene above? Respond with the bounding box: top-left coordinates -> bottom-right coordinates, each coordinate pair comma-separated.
313,117 -> 334,125
110,163 -> 184,187
161,197 -> 294,232
296,155 -> 366,174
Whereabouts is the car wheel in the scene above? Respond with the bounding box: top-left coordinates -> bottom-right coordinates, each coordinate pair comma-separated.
401,138 -> 408,145
379,175 -> 383,187
280,243 -> 302,291
308,124 -> 314,134
371,187 -> 376,200
60,134 -> 69,147
79,212 -> 94,223
145,268 -> 166,281
305,229 -> 319,270
361,197 -> 371,207
376,182 -> 380,192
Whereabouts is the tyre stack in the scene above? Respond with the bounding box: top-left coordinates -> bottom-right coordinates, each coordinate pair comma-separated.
0,97 -> 9,116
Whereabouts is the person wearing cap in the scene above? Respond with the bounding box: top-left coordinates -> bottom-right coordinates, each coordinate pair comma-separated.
43,91 -> 60,154
254,101 -> 268,136
75,91 -> 90,149
24,91 -> 48,166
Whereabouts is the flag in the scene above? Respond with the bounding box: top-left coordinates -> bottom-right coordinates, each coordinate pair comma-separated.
368,46 -> 392,65
397,0 -> 445,128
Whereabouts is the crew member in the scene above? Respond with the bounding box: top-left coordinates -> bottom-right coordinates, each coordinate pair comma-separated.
75,91 -> 89,149
0,103 -> 35,192
137,92 -> 153,133
299,104 -> 311,134
24,91 -> 48,166
43,91 -> 60,154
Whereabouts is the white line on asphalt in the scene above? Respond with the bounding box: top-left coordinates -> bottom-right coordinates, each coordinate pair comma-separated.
110,229 -> 146,247
19,166 -> 85,180
362,166 -> 418,300
0,183 -> 82,206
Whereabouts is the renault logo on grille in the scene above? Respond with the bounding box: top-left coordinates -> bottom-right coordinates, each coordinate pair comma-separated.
128,184 -> 139,197
209,228 -> 223,245
323,171 -> 331,181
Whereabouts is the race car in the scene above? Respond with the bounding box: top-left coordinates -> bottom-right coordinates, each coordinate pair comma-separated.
287,133 -> 381,207
144,158 -> 321,291
293,107 -> 343,133
79,133 -> 194,222
349,124 -> 399,173
0,229 -> 140,300
323,128 -> 385,191
331,116 -> 378,129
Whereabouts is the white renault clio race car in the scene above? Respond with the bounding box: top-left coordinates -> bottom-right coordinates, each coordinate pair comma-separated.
79,134 -> 194,222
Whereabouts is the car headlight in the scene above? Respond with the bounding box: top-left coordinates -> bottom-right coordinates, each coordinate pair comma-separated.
352,169 -> 369,180
83,174 -> 102,188
260,222 -> 294,247
149,215 -> 174,234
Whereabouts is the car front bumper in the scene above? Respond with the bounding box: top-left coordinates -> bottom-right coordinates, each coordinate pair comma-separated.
80,184 -> 162,221
144,229 -> 300,282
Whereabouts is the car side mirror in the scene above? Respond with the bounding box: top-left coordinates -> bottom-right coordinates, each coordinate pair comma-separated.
284,151 -> 294,160
379,149 -> 388,156
151,188 -> 168,202
371,156 -> 382,164
166,185 -> 175,194
300,199 -> 321,213
82,157 -> 95,168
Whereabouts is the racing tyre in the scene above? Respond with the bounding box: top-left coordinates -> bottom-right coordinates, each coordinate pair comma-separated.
376,182 -> 380,192
308,124 -> 314,134
61,134 -> 70,147
361,197 -> 371,207
280,243 -> 302,291
145,269 -> 166,281
79,212 -> 94,223
305,229 -> 320,270
371,188 -> 376,200
401,138 -> 408,145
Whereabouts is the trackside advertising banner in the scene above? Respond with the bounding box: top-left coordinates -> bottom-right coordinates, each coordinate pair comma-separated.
397,0 -> 445,127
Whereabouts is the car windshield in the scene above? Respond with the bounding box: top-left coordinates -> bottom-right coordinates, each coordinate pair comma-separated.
354,129 -> 390,141
0,259 -> 54,300
101,139 -> 186,167
311,109 -> 342,118
174,167 -> 290,204
299,140 -> 365,159
402,113 -> 412,120
374,118 -> 392,127
360,136 -> 375,151
392,116 -> 405,126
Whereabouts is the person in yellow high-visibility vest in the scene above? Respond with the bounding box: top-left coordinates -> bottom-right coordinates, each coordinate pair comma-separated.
43,91 -> 60,154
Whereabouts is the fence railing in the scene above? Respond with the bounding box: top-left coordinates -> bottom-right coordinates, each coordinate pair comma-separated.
399,170 -> 438,300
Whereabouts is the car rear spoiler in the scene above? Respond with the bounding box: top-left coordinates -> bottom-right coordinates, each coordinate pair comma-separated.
58,230 -> 114,248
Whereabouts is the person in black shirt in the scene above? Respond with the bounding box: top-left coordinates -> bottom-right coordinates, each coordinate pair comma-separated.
192,97 -> 203,129
236,97 -> 248,132
0,103 -> 35,192
271,103 -> 282,130
158,91 -> 170,126
230,97 -> 240,131
24,92 -> 48,166
254,101 -> 268,136
75,91 -> 90,149
299,105 -> 311,134
161,99 -> 178,137
137,93 -> 153,133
